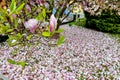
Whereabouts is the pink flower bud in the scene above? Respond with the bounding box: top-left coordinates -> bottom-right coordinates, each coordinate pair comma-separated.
12,14 -> 16,18
36,0 -> 46,5
25,4 -> 31,12
50,14 -> 57,32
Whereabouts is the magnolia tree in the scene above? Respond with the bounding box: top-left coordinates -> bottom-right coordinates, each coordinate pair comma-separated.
37,0 -> 120,30
81,0 -> 119,16
0,0 -> 119,67
0,0 -> 119,45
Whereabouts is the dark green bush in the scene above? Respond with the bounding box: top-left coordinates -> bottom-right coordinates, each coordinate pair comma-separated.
76,18 -> 86,27
87,19 -> 120,34
85,8 -> 120,34
69,18 -> 86,27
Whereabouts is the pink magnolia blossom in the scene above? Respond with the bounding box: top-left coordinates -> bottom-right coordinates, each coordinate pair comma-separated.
29,0 -> 35,6
50,14 -> 57,32
36,0 -> 46,5
25,4 -> 31,12
12,14 -> 16,18
24,19 -> 38,33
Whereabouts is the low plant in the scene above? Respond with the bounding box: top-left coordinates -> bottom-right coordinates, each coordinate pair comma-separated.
0,0 -> 66,67
69,18 -> 86,27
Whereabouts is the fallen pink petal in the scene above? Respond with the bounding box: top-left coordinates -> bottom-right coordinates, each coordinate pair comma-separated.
0,24 -> 120,79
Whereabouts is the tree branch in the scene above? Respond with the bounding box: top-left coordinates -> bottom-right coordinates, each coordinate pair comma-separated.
61,11 -> 71,22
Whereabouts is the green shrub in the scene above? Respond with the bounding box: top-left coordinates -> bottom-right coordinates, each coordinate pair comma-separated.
85,8 -> 120,34
88,19 -> 120,34
77,18 -> 86,27
69,18 -> 86,27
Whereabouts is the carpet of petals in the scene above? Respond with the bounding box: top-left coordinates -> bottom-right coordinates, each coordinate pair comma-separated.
0,25 -> 120,80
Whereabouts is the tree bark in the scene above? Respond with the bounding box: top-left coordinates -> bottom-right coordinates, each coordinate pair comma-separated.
56,19 -> 62,30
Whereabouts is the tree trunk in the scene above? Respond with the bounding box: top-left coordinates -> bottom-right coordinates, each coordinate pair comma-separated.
56,19 -> 62,30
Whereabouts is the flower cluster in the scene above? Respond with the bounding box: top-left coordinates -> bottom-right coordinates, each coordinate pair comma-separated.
81,0 -> 119,15
23,14 -> 57,33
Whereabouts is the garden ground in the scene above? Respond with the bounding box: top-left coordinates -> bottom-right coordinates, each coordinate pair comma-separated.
0,24 -> 120,80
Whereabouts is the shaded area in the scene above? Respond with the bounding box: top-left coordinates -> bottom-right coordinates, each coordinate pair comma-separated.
85,9 -> 120,34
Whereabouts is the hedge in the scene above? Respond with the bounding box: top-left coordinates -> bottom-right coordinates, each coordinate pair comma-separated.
85,8 -> 120,34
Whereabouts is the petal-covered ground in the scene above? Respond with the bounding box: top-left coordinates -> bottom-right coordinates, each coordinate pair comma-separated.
0,25 -> 120,80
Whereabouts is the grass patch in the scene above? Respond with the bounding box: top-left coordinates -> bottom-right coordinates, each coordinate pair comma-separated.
108,33 -> 120,43
69,18 -> 86,27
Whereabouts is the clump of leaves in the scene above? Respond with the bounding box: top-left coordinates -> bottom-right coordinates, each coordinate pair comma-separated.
42,28 -> 65,46
42,31 -> 51,37
7,59 -> 26,68
56,35 -> 65,46
42,28 -> 64,37
0,0 -> 25,45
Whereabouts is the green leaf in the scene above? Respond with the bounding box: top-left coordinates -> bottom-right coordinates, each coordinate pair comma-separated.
6,29 -> 14,33
7,59 -> 26,68
36,13 -> 43,20
15,3 -> 25,14
0,15 -> 4,20
7,59 -> 17,64
0,7 -> 8,16
17,33 -> 22,40
10,0 -> 16,14
56,35 -> 65,46
14,19 -> 18,28
17,61 -> 26,67
0,25 -> 9,34
26,35 -> 32,40
7,36 -> 18,46
36,8 -> 46,20
42,9 -> 46,18
42,31 -> 51,37
11,51 -> 18,55
54,28 -> 64,33
26,43 -> 31,47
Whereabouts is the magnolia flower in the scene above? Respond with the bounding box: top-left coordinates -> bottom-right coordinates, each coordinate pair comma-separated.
12,14 -> 16,18
94,5 -> 99,11
50,14 -> 57,32
25,4 -> 31,12
29,0 -> 35,6
36,0 -> 45,5
24,19 -> 38,33
44,2 -> 49,9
